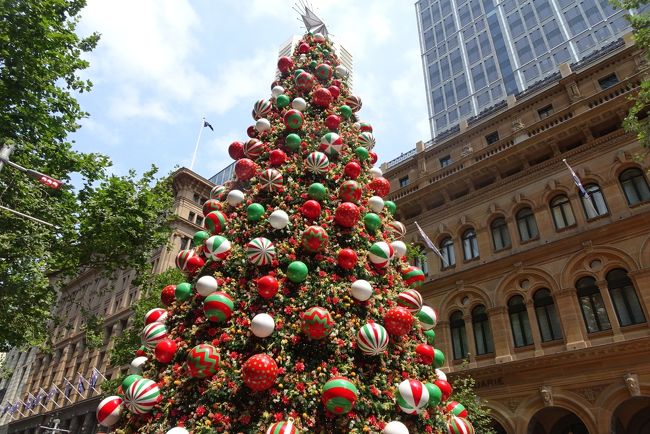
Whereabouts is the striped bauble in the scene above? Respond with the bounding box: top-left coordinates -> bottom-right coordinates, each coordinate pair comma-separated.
141,322 -> 167,350
387,221 -> 406,239
319,132 -> 343,158
396,379 -> 429,415
210,184 -> 226,199
401,266 -> 425,288
266,420 -> 297,434
416,305 -> 438,330
259,169 -> 283,192
124,378 -> 161,414
306,151 -> 330,174
357,323 -> 389,356
396,289 -> 423,313
246,237 -> 276,266
244,139 -> 265,159
358,132 -> 376,150
203,291 -> 234,322
96,396 -> 123,427
253,99 -> 272,119
144,308 -> 168,325
445,401 -> 468,418
187,344 -> 220,378
321,376 -> 358,415
368,241 -> 394,268
447,416 -> 474,434
204,210 -> 228,235
204,235 -> 231,261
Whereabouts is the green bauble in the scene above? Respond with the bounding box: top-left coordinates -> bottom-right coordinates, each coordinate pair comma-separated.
338,104 -> 353,118
285,133 -> 301,152
384,200 -> 397,215
309,60 -> 318,69
276,94 -> 290,108
308,183 -> 327,200
247,203 -> 265,222
121,374 -> 142,392
293,68 -> 305,78
193,230 -> 210,247
425,383 -> 443,407
175,282 -> 192,301
424,329 -> 436,345
287,261 -> 308,283
434,348 -> 445,368
322,49 -> 330,57
363,213 -> 382,232
354,146 -> 369,161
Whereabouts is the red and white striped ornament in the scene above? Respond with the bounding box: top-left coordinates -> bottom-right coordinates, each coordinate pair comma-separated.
259,168 -> 283,192
396,379 -> 429,414
144,308 -> 168,325
96,396 -> 123,427
306,151 -> 330,174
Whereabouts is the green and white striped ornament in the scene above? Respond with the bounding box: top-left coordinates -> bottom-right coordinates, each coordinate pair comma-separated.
396,289 -> 423,313
124,378 -> 161,414
305,151 -> 330,174
204,235 -> 231,261
358,132 -> 375,150
319,132 -> 343,157
141,322 -> 167,350
203,291 -> 234,322
416,305 -> 438,330
357,323 -> 389,356
246,237 -> 276,266
321,376 -> 358,415
204,210 -> 228,235
401,266 -> 425,288
368,241 -> 394,268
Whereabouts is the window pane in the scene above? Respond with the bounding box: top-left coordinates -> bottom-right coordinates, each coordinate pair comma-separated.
592,293 -> 612,330
607,269 -> 646,326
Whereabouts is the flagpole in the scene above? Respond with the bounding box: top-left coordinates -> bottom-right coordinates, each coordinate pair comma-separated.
190,117 -> 206,171
562,159 -> 598,217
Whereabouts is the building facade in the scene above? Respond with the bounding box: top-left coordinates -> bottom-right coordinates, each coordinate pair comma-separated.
384,36 -> 650,433
415,0 -> 641,138
1,168 -> 214,434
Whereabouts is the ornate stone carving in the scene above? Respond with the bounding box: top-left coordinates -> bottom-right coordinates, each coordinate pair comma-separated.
540,385 -> 553,406
508,398 -> 520,412
511,118 -> 525,132
573,385 -> 607,404
568,82 -> 581,101
625,373 -> 641,397
460,145 -> 473,157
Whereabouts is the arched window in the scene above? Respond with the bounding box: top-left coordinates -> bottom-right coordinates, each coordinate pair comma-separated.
462,229 -> 479,261
472,305 -> 494,355
619,168 -> 650,205
576,276 -> 611,333
439,237 -> 455,268
508,295 -> 533,347
550,195 -> 576,229
450,311 -> 468,360
516,207 -> 539,242
606,269 -> 646,326
490,217 -> 511,251
581,183 -> 608,219
533,289 -> 562,342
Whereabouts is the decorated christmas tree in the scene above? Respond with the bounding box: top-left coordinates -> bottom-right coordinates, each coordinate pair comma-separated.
97,32 -> 476,434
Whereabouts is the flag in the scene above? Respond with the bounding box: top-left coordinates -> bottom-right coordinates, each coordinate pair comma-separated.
89,367 -> 105,391
1,402 -> 10,416
77,374 -> 86,395
203,120 -> 214,131
562,159 -> 589,199
63,378 -> 72,399
414,221 -> 448,267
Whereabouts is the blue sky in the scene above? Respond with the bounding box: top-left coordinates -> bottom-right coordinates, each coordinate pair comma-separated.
73,0 -> 430,180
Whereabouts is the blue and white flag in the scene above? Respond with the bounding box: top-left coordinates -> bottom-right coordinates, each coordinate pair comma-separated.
562,159 -> 589,199
415,221 -> 448,267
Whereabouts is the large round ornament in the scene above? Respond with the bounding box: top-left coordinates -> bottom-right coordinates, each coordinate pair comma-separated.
301,225 -> 329,253
312,87 -> 332,107
253,99 -> 272,119
244,139 -> 265,159
160,284 -> 176,306
397,289 -> 423,313
203,291 -> 235,322
335,65 -> 349,78
226,189 -> 245,206
435,369 -> 447,381
391,240 -> 407,259
315,63 -> 333,81
96,396 -> 123,427
121,374 -> 141,394
369,167 -> 383,179
285,133 -> 301,151
141,322 -> 167,350
277,56 -> 294,73
251,313 -> 275,338
351,279 -> 373,301
397,379 -> 429,415
445,401 -> 468,418
291,97 -> 307,112
187,344 -> 220,378
416,305 -> 438,330
269,149 -> 287,166
434,348 -> 445,368
357,323 -> 389,356
363,213 -> 382,232
295,71 -> 315,92
247,203 -> 265,221
246,237 -> 276,266
358,121 -> 373,132
255,118 -> 271,133
368,241 -> 394,268
210,184 -> 226,199
319,132 -> 343,158
275,94 -> 290,108
426,330 -> 437,345
242,354 -> 278,391
369,177 -> 391,197
154,339 -> 177,364
307,183 -> 327,201
387,221 -> 407,240
129,356 -> 147,374
415,344 -> 435,365
337,248 -> 358,270
287,261 -> 308,283
259,168 -> 283,192
358,132 -> 376,149
344,95 -> 362,112
325,114 -> 341,131
257,275 -> 279,299
425,382 -> 443,406
144,308 -> 167,325
175,249 -> 203,273
305,151 -> 330,174
368,196 -> 384,212
385,200 -> 397,215
301,307 -> 334,339
229,141 -> 245,160
268,210 -> 290,229
344,160 -> 362,179
321,376 -> 358,415
435,379 -> 453,401
167,428 -> 190,434
383,421 -> 409,434
235,158 -> 257,181
175,282 -> 192,301
205,210 -> 228,235
266,420 -> 297,434
284,109 -> 304,130
334,202 -> 359,228
447,416 -> 474,434
301,200 -> 321,220
384,307 -> 414,336
354,146 -> 369,160
338,180 -> 362,203
328,85 -> 340,99
401,266 -> 425,288
205,235 -> 231,260
202,198 -> 221,216
124,378 -> 161,414
194,230 -> 210,247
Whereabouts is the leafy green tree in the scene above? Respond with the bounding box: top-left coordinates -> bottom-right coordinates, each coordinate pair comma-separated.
450,364 -> 497,434
0,0 -> 173,350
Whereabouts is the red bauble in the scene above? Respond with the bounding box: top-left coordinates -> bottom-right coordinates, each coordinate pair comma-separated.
154,339 -> 177,364
235,158 -> 257,181
202,198 -> 222,216
328,85 -> 340,99
369,151 -> 378,165
185,256 -> 205,274
228,141 -> 245,160
277,56 -> 294,74
160,284 -> 176,306
344,161 -> 362,179
384,306 -> 414,336
257,275 -> 279,299
325,114 -> 342,131
298,42 -> 310,54
135,347 -> 147,357
312,87 -> 332,107
435,379 -> 453,402
337,248 -> 358,270
301,200 -> 321,220
415,344 -> 435,365
334,202 -> 360,228
247,126 -> 257,138
368,177 -> 391,197
269,149 -> 287,166
332,79 -> 343,88
242,354 -> 278,391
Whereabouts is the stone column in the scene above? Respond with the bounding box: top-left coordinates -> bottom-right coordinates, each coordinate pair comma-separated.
81,411 -> 95,433
629,269 -> 650,328
475,226 -> 491,261
435,321 -> 452,370
597,279 -> 624,341
526,300 -> 544,356
487,307 -> 513,363
555,288 -> 588,350
463,314 -> 477,366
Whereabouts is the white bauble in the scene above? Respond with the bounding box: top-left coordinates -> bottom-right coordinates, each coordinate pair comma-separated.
368,196 -> 385,213
195,275 -> 218,297
391,241 -> 407,259
167,428 -> 190,434
435,368 -> 447,382
313,32 -> 325,42
129,356 -> 148,374
369,167 -> 383,178
383,421 -> 409,434
351,279 -> 373,301
292,97 -> 307,112
335,65 -> 349,78
353,122 -> 361,130
268,210 -> 289,229
272,85 -> 285,97
299,54 -> 307,62
226,189 -> 245,206
251,313 -> 275,338
255,118 -> 271,133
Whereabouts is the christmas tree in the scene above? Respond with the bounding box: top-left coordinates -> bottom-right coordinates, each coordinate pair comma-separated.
97,32 -> 475,434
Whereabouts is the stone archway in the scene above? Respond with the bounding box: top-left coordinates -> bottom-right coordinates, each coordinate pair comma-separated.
528,407 -> 589,434
611,396 -> 650,434
490,417 -> 509,434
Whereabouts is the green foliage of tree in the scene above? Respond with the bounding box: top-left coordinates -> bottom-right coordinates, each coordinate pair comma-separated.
450,365 -> 497,434
0,0 -> 174,350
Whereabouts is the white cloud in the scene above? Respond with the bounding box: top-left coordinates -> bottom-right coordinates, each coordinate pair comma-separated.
107,88 -> 174,123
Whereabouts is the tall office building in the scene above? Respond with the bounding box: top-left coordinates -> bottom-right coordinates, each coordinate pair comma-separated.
416,0 -> 638,137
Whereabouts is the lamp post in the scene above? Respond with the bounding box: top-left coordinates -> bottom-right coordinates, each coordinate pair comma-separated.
39,418 -> 71,433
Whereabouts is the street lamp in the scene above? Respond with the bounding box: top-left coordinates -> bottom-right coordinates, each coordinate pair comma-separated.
39,418 -> 71,433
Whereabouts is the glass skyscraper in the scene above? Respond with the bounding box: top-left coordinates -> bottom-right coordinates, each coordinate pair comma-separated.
416,0 -> 635,137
